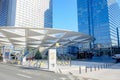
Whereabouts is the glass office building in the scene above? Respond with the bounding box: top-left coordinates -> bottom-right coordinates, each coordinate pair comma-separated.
77,0 -> 120,48
0,0 -> 53,28
0,0 -> 9,26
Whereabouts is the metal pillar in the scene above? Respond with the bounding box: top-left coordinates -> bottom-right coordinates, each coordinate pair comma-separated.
2,46 -> 6,63
117,27 -> 120,47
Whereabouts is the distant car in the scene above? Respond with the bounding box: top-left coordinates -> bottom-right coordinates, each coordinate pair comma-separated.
112,54 -> 120,62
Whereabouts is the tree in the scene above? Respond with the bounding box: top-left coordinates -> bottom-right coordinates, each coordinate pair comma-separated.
0,54 -> 2,61
35,51 -> 42,60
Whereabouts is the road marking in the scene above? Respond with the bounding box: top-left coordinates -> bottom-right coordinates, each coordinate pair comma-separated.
16,73 -> 32,78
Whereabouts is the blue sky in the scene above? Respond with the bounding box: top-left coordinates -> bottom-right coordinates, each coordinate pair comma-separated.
53,0 -> 78,32
118,0 -> 120,6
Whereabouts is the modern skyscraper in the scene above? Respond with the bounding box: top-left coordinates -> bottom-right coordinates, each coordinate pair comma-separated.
77,0 -> 120,48
0,0 -> 53,28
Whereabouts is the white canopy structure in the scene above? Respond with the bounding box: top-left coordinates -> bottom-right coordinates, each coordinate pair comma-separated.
0,27 -> 94,56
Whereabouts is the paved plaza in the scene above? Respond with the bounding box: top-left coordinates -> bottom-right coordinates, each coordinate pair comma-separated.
1,56 -> 119,80
0,63 -> 98,80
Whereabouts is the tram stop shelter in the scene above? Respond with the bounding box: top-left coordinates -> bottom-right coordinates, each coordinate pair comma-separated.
0,27 -> 94,69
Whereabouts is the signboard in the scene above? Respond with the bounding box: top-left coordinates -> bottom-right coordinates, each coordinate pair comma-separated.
48,49 -> 56,71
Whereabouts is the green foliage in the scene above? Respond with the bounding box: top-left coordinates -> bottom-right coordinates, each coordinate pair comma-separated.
0,56 -> 2,60
35,50 -> 42,60
0,54 -> 2,60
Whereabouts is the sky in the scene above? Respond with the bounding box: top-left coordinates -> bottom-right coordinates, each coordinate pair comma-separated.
53,0 -> 78,32
117,0 -> 120,5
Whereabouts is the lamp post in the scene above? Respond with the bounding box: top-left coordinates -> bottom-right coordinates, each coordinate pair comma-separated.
117,27 -> 119,47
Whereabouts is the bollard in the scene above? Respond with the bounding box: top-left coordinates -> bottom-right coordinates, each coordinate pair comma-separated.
109,64 -> 110,67
79,66 -> 81,74
85,67 -> 87,73
101,65 -> 102,69
108,64 -> 109,68
98,65 -> 100,70
90,66 -> 92,72
107,64 -> 109,68
94,66 -> 96,71
106,64 -> 107,68
104,64 -> 106,69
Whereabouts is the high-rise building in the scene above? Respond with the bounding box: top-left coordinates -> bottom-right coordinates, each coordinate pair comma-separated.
77,0 -> 120,48
0,0 -> 53,28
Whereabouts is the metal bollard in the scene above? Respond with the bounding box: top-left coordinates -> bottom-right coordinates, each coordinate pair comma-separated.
108,64 -> 109,67
109,64 -> 110,67
101,65 -> 102,69
90,66 -> 92,72
106,64 -> 108,68
107,64 -> 109,68
85,67 -> 87,73
104,64 -> 106,69
94,66 -> 96,71
79,66 -> 81,74
106,64 -> 107,68
98,65 -> 100,70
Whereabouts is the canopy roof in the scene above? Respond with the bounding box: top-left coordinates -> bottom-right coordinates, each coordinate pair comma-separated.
0,27 -> 93,48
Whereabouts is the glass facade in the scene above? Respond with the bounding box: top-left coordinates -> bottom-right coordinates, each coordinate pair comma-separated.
77,0 -> 120,48
108,0 -> 120,47
77,0 -> 89,35
44,0 -> 53,28
0,0 -> 9,26
0,0 -> 53,28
